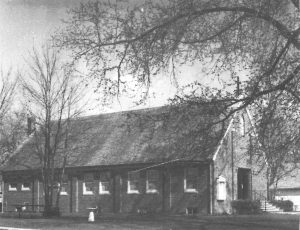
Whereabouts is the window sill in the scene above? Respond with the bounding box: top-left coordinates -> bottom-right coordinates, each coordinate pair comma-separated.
146,190 -> 158,194
127,190 -> 139,194
99,192 -> 110,195
184,189 -> 198,193
83,192 -> 94,195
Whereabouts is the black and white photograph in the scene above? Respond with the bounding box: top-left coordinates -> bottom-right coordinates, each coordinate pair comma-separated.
1,0 -> 300,229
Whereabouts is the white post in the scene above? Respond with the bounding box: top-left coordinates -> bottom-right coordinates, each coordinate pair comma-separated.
88,210 -> 95,222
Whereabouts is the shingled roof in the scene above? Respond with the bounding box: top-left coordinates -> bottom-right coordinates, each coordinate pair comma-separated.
1,105 -> 229,172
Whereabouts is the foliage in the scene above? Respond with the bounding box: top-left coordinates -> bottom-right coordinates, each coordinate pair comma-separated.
231,200 -> 261,214
0,69 -> 18,120
251,92 -> 300,190
271,200 -> 293,212
55,0 -> 300,113
0,69 -> 23,166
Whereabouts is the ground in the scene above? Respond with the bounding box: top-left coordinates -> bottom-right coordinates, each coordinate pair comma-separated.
0,214 -> 299,230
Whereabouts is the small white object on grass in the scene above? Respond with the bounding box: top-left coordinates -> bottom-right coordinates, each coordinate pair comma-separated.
88,210 -> 95,222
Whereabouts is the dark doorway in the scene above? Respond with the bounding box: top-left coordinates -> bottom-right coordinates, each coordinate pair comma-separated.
237,168 -> 251,200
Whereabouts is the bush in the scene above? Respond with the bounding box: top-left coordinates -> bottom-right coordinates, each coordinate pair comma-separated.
271,200 -> 293,212
231,200 -> 261,214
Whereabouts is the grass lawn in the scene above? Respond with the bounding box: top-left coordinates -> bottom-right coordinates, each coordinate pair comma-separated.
0,214 -> 299,230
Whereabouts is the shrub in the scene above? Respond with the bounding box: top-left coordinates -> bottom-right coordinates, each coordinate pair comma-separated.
271,200 -> 293,212
231,200 -> 261,214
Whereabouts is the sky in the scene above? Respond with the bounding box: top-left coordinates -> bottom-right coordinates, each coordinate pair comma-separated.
0,0 -> 69,68
0,0 -> 223,115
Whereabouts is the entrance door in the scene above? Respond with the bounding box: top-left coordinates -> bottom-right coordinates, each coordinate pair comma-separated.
113,174 -> 121,213
237,168 -> 251,200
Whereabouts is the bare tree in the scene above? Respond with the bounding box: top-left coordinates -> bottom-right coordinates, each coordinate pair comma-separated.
0,69 -> 21,164
55,0 -> 300,114
21,46 -> 85,216
0,69 -> 18,121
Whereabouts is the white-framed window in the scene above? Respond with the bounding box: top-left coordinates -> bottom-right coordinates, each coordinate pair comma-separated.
83,173 -> 94,195
217,176 -> 226,201
21,182 -> 31,191
99,172 -> 110,194
58,182 -> 68,195
184,167 -> 198,193
83,182 -> 94,195
127,171 -> 139,194
57,174 -> 69,195
240,115 -> 245,136
8,183 -> 17,191
146,170 -> 159,193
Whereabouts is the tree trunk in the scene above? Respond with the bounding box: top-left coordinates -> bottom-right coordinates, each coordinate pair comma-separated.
266,167 -> 270,200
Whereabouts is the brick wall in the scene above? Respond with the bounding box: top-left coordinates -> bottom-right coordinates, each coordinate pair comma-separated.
3,179 -> 36,212
3,163 -> 210,216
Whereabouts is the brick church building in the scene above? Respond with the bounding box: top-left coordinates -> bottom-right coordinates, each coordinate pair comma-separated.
0,105 -> 267,216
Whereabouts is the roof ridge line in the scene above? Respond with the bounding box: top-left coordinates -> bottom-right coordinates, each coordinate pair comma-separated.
69,105 -> 171,121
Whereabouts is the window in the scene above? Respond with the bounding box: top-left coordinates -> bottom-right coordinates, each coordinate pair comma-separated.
146,170 -> 159,193
99,172 -> 110,194
184,168 -> 198,193
240,115 -> 245,136
217,176 -> 226,201
83,182 -> 94,195
128,171 -> 139,194
83,173 -> 94,195
21,182 -> 31,191
8,183 -> 17,191
59,182 -> 68,195
55,175 -> 69,195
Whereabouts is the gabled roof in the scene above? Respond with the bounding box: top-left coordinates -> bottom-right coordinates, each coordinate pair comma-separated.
1,105 -> 229,172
